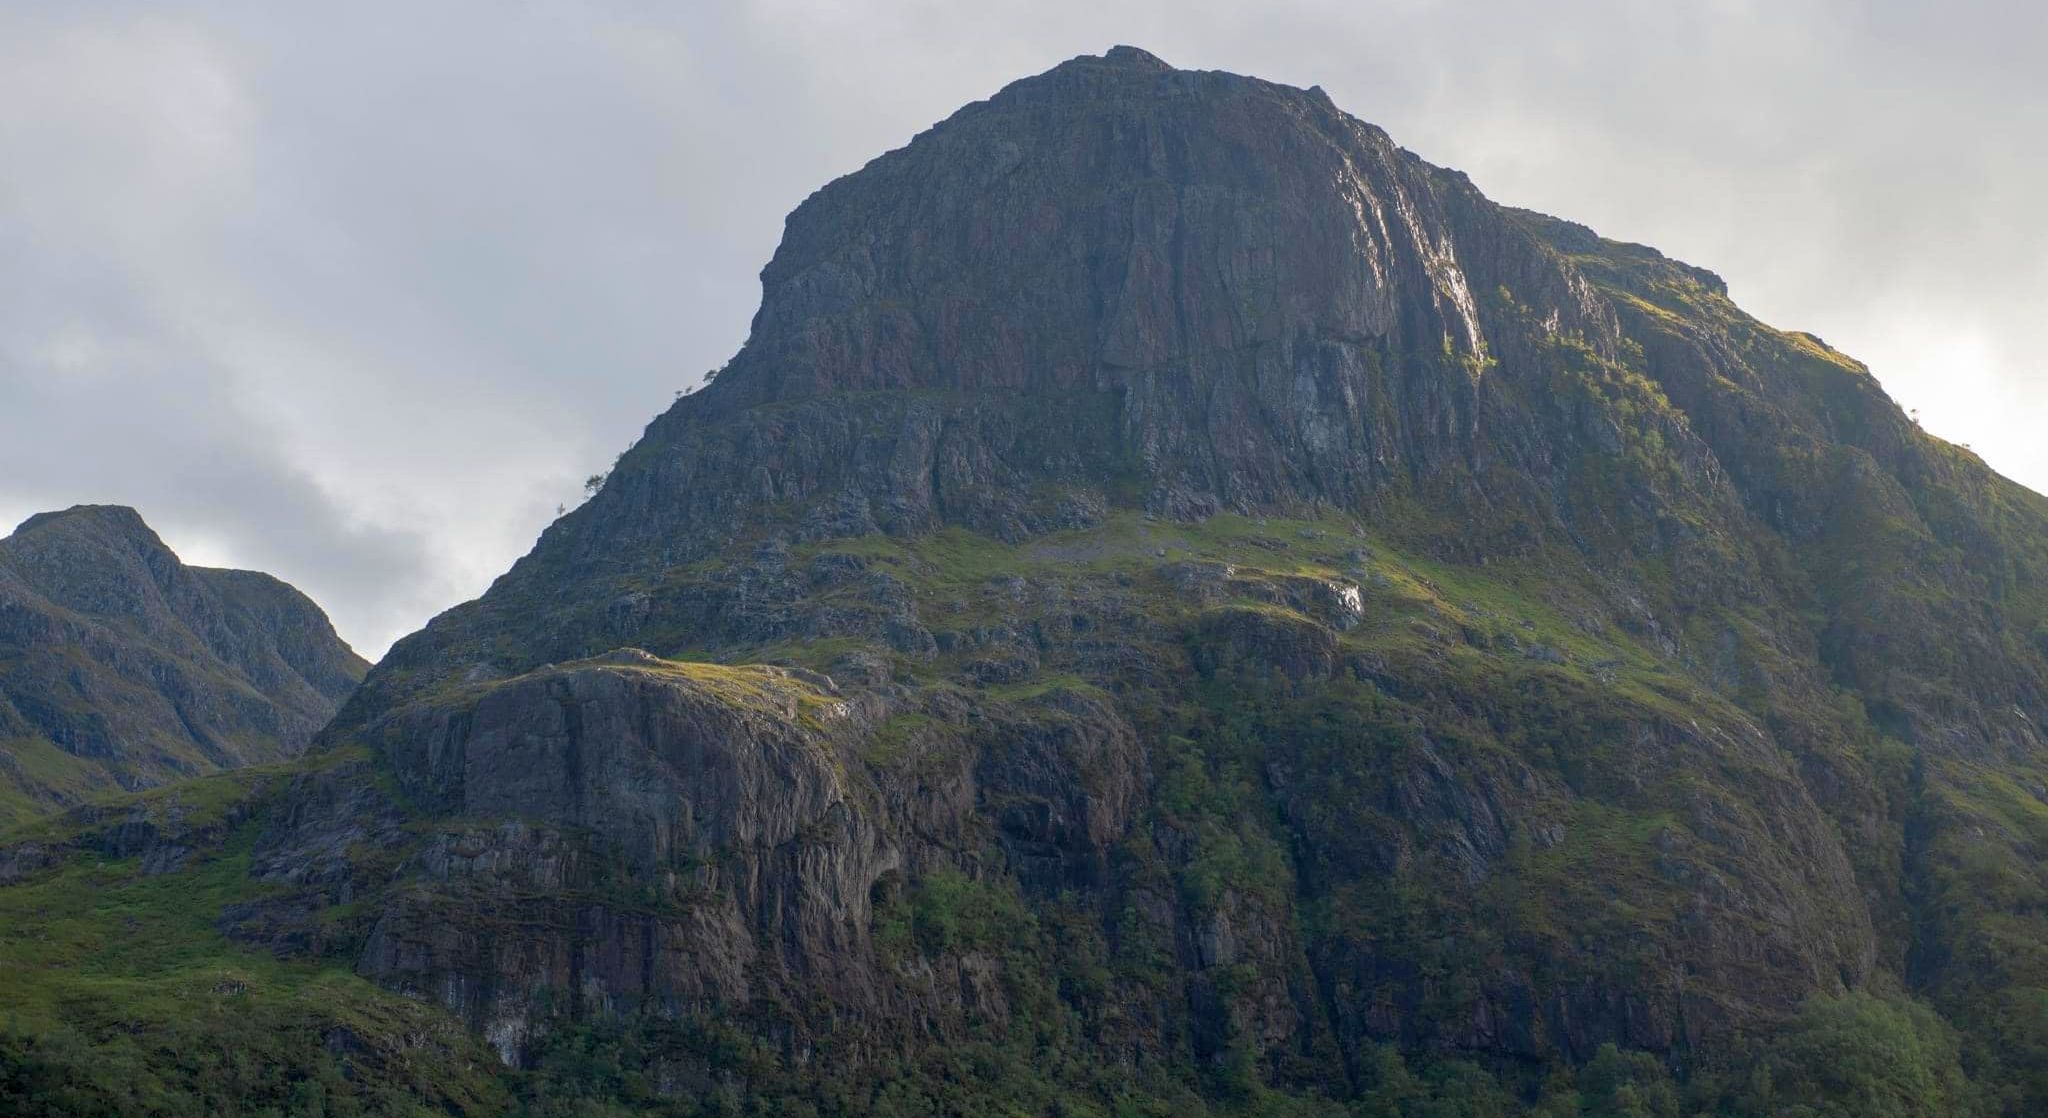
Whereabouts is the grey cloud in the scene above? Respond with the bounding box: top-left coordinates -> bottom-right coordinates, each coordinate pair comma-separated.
2,1 -> 2042,658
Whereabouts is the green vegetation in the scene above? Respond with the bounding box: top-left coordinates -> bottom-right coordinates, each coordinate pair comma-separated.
1727,992 -> 1988,1118
0,733 -> 112,828
7,133 -> 2048,1118
873,866 -> 1037,958
0,820 -> 509,1115
7,475 -> 2034,1114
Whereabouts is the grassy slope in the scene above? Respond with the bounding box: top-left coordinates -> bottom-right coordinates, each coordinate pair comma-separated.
0,767 -> 510,1117
0,734 -> 115,829
1541,217 -> 2048,1115
0,502 -> 2012,1115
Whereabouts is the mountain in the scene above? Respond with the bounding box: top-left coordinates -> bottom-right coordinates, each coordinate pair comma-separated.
5,48 -> 2047,1116
0,505 -> 367,823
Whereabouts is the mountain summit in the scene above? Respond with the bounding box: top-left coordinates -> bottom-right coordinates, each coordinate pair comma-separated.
0,505 -> 367,821
6,50 -> 2046,1115
519,42 -> 1623,547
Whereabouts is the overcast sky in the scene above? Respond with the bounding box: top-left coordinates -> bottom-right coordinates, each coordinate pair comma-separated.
2,2 -> 2041,659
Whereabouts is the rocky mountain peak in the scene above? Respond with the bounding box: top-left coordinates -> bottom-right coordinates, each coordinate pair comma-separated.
5,504 -> 190,618
15,502 -> 158,540
0,506 -> 367,820
705,46 -> 1574,414
1099,43 -> 1171,69
476,48 -> 1658,595
10,49 -> 2048,1116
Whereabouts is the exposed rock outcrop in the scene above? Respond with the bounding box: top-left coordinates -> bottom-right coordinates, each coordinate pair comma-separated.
297,51 -> 2048,1094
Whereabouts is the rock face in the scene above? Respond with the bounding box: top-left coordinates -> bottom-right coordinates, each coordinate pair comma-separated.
304,47 -> 2048,1097
9,47 -> 2048,1114
467,45 -> 1622,569
358,657 -> 890,1056
0,505 -> 367,820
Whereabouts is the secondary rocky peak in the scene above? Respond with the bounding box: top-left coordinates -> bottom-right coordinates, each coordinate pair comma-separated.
0,506 -> 368,820
10,503 -> 177,571
4,505 -> 188,612
14,502 -> 157,539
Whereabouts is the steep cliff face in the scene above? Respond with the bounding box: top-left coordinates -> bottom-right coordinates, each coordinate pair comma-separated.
6,47 -> 2047,1115
0,505 -> 368,821
321,42 -> 2045,1091
461,46 -> 1624,571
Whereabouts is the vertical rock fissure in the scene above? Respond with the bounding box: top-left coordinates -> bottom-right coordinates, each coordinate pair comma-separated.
1901,752 -> 1943,991
557,683 -> 586,823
